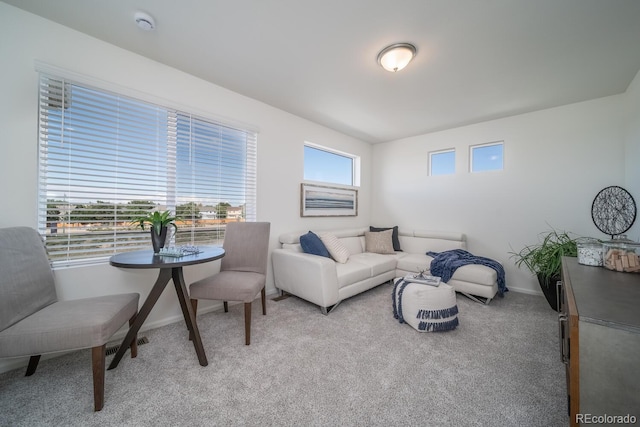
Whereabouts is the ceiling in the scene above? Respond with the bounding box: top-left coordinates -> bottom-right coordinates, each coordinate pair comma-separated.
5,0 -> 640,143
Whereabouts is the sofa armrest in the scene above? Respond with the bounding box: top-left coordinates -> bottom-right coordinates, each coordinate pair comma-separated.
272,249 -> 339,308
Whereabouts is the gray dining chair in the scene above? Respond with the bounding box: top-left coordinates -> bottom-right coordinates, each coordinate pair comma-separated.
0,226 -> 140,411
189,222 -> 271,345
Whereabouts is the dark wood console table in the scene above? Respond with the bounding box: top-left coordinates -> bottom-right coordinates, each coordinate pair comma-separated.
559,257 -> 640,426
108,246 -> 225,369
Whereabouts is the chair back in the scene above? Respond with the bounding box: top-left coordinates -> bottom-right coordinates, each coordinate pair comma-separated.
0,227 -> 58,332
221,222 -> 270,275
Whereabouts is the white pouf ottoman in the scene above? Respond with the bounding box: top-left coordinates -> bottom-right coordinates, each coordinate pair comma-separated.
392,278 -> 459,332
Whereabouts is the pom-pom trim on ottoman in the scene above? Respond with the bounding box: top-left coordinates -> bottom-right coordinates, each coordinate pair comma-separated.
392,278 -> 459,332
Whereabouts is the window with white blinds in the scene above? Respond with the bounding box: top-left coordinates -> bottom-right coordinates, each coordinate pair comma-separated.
38,74 -> 257,266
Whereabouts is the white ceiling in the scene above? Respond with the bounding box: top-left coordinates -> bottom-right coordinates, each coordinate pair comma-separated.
5,0 -> 640,143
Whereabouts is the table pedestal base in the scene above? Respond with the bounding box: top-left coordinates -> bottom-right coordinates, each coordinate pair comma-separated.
108,267 -> 207,370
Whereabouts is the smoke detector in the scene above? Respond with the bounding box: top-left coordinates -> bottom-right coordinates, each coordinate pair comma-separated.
134,11 -> 155,31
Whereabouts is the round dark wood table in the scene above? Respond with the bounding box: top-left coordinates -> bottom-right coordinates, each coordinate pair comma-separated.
108,246 -> 225,369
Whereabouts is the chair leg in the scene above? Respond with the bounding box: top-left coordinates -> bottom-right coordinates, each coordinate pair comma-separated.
188,299 -> 198,341
129,314 -> 138,358
25,355 -> 41,376
223,301 -> 229,312
92,345 -> 106,411
244,302 -> 252,345
261,287 -> 266,315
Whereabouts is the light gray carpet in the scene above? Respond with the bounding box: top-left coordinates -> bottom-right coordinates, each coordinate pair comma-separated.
0,284 -> 567,426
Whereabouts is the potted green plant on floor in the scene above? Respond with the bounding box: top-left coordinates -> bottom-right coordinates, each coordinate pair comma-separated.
510,229 -> 580,311
131,210 -> 178,253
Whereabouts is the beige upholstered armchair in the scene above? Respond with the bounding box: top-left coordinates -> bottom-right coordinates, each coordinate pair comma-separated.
0,227 -> 140,411
189,222 -> 271,345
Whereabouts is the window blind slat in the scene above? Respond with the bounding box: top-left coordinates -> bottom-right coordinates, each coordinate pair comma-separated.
38,73 -> 257,267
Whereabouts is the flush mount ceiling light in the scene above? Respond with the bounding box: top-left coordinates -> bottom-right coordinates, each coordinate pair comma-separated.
134,11 -> 156,31
377,43 -> 417,72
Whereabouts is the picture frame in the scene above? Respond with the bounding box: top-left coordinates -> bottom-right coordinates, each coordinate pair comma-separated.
300,183 -> 358,217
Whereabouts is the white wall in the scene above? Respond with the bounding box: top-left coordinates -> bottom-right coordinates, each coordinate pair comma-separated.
372,95 -> 628,294
624,69 -> 640,240
0,4 -> 372,372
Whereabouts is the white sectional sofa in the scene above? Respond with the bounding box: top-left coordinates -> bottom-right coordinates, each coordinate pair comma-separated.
272,227 -> 500,314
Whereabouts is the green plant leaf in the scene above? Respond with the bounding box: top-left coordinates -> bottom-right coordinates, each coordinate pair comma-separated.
509,228 -> 580,279
130,210 -> 179,233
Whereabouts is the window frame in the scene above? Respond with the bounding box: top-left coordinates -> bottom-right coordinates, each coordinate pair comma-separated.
428,148 -> 456,176
303,142 -> 360,187
37,67 -> 258,268
469,141 -> 504,173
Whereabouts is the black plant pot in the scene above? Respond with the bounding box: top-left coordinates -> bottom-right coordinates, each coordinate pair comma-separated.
537,273 -> 560,312
150,226 -> 167,253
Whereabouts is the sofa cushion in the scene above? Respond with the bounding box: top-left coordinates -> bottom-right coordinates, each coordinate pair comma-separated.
340,236 -> 365,255
364,229 -> 396,254
396,253 -> 497,287
299,231 -> 330,258
449,264 -> 498,287
349,252 -> 398,276
318,232 -> 350,263
335,261 -> 371,288
282,243 -> 303,252
370,226 -> 402,251
396,253 -> 433,273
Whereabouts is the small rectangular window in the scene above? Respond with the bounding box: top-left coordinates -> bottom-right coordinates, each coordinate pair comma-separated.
304,143 -> 359,186
429,149 -> 456,176
470,141 -> 504,172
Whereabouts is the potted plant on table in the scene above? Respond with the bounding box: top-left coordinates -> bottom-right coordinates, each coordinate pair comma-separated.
131,210 -> 178,253
510,229 -> 580,312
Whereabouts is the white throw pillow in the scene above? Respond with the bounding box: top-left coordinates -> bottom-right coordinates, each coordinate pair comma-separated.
318,232 -> 350,263
365,229 -> 396,254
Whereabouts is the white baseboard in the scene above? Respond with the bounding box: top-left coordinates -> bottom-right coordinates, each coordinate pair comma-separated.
504,286 -> 543,296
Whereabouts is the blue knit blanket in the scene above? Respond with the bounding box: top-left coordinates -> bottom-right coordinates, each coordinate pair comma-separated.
426,249 -> 508,296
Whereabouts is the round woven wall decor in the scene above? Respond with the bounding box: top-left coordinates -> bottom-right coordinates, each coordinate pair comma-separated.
591,186 -> 636,238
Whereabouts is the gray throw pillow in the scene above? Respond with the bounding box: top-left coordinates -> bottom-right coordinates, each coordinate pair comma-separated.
370,226 -> 402,251
365,229 -> 396,254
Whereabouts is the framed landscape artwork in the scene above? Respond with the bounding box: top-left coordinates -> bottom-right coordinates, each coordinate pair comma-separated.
300,183 -> 358,217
